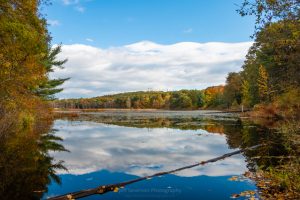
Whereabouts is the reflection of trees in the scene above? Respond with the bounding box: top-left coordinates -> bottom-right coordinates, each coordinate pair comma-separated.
221,118 -> 291,170
58,112 -> 295,172
56,112 -> 295,171
242,121 -> 290,170
0,119 -> 68,200
56,112 -> 234,134
236,119 -> 300,198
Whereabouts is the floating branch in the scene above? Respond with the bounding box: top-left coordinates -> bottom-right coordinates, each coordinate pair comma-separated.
48,144 -> 262,200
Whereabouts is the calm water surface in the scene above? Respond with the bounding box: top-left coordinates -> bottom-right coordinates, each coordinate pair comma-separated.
44,110 -> 260,199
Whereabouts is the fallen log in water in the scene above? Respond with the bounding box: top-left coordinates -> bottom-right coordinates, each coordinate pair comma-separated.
48,144 -> 262,200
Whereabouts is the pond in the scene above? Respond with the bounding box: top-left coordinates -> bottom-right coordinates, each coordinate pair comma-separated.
42,110 -> 267,200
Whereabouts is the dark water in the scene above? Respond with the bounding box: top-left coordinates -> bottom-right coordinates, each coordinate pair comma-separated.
2,110 -> 284,200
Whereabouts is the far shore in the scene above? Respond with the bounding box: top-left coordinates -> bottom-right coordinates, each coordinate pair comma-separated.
53,108 -> 245,113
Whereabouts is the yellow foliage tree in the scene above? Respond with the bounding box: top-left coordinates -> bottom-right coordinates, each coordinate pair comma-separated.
258,65 -> 269,102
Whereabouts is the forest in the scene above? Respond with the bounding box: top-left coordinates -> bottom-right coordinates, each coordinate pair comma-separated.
223,1 -> 300,118
53,86 -> 225,110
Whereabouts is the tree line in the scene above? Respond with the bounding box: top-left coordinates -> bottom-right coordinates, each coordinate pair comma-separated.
53,86 -> 225,110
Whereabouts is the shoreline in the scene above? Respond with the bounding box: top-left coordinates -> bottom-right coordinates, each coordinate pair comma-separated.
54,108 -> 294,120
53,108 -> 243,113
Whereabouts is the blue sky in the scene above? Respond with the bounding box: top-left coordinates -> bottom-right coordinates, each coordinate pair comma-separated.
45,0 -> 255,98
44,0 -> 254,47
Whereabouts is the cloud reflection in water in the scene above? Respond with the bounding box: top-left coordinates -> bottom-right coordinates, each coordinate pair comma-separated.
51,120 -> 247,177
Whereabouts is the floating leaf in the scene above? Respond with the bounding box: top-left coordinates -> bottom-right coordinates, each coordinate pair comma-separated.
228,176 -> 239,181
66,194 -> 74,200
113,187 -> 119,193
230,194 -> 240,198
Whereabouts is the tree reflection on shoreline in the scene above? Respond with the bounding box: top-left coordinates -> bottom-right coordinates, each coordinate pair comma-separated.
0,118 -> 68,200
55,111 -> 298,192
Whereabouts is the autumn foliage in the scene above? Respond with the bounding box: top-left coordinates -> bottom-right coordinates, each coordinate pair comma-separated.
0,1 -> 67,135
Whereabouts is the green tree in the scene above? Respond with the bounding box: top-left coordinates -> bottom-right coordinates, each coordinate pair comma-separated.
185,90 -> 205,108
256,20 -> 299,93
34,46 -> 69,100
242,80 -> 251,108
241,48 -> 260,107
238,0 -> 300,107
178,94 -> 193,109
170,92 -> 193,109
239,19 -> 300,107
238,0 -> 300,34
224,72 -> 243,107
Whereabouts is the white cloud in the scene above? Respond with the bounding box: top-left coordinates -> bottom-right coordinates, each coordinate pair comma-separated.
48,20 -> 61,26
51,119 -> 249,177
62,0 -> 79,5
62,0 -> 85,12
51,41 -> 252,98
85,38 -> 94,42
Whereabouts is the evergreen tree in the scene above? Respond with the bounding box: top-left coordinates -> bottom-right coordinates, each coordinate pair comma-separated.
34,45 -> 69,100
